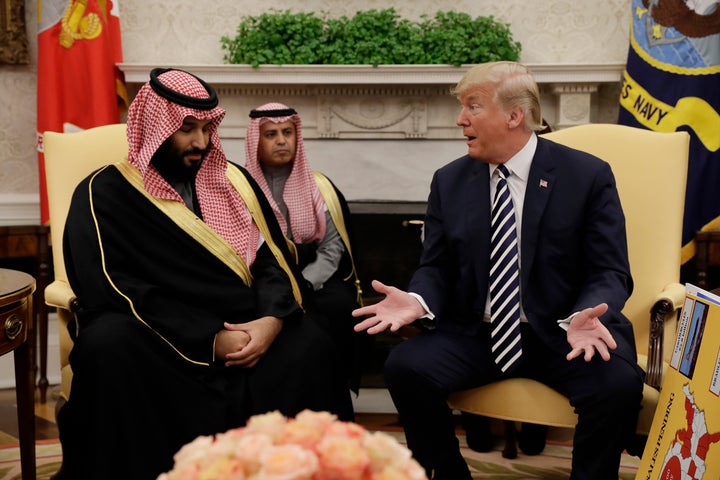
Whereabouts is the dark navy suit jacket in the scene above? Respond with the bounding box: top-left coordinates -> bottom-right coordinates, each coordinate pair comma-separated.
408,136 -> 638,364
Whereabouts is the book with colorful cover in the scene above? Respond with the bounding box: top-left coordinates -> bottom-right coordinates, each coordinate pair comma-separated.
636,284 -> 720,479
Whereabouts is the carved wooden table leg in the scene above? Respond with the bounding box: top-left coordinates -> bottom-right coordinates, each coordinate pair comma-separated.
0,269 -> 37,480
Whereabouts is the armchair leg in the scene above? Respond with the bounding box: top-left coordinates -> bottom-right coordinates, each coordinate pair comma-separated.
461,412 -> 494,453
518,422 -> 548,455
501,420 -> 518,459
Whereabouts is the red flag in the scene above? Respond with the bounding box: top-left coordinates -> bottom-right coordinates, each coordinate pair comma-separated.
37,0 -> 127,224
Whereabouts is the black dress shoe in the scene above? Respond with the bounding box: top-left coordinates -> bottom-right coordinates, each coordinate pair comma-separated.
518,422 -> 547,455
461,412 -> 494,452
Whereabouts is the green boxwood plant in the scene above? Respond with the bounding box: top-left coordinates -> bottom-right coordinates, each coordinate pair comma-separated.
221,9 -> 521,67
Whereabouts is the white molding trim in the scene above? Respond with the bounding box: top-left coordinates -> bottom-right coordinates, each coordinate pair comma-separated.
118,63 -> 625,140
0,194 -> 41,226
118,63 -> 625,86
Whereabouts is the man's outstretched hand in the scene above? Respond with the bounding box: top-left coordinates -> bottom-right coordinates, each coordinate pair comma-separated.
352,280 -> 425,335
566,303 -> 617,362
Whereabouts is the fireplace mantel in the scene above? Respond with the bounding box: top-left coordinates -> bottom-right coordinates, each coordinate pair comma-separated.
120,63 -> 624,86
117,63 -> 625,203
119,63 -> 625,135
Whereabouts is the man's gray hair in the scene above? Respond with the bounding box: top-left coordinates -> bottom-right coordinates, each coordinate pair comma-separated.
452,61 -> 544,132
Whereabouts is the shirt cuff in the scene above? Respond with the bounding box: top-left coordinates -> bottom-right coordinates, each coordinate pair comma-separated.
407,292 -> 438,330
557,312 -> 577,331
408,292 -> 434,319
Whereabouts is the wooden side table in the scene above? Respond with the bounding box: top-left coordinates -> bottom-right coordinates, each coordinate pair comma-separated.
0,268 -> 36,480
0,225 -> 51,403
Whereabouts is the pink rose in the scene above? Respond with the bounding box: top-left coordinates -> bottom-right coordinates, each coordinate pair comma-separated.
232,433 -> 275,475
324,421 -> 367,441
245,411 -> 288,441
172,435 -> 215,467
315,435 -> 370,480
196,457 -> 246,480
362,432 -> 412,472
256,444 -> 319,480
294,410 -> 337,432
211,428 -> 248,458
278,419 -> 326,450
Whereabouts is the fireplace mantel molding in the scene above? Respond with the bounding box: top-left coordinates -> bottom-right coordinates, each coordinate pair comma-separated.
120,63 -> 624,86
119,63 -> 625,138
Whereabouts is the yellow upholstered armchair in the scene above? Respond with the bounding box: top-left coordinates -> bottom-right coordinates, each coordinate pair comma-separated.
43,124 -> 129,413
448,123 -> 690,457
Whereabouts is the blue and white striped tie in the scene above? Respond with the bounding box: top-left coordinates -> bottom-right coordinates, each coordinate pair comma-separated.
489,164 -> 522,373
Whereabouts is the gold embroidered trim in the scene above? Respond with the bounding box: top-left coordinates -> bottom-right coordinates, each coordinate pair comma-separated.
226,164 -> 304,307
313,171 -> 363,306
88,165 -> 210,366
115,160 -> 253,285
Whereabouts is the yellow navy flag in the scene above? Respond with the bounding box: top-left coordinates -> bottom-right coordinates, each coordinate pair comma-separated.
618,0 -> 720,264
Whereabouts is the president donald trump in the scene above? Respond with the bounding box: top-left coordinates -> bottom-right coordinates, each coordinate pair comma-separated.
353,61 -> 644,480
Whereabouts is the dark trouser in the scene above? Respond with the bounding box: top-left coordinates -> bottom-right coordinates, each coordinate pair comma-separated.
384,324 -> 644,480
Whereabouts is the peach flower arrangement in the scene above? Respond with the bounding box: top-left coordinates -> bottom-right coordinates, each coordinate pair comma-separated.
157,409 -> 428,480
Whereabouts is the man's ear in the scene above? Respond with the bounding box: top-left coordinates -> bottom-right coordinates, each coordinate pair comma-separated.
507,108 -> 524,129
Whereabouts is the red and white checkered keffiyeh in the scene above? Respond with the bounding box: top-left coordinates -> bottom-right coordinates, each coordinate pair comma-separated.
244,103 -> 326,244
126,69 -> 260,265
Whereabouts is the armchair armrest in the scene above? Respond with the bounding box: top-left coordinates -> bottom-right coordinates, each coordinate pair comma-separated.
44,279 -> 80,313
653,282 -> 686,310
646,282 -> 685,389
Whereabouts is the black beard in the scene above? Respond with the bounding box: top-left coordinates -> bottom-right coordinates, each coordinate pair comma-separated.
151,138 -> 208,183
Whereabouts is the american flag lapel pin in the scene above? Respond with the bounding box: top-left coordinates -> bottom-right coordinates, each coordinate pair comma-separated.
539,179 -> 548,188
